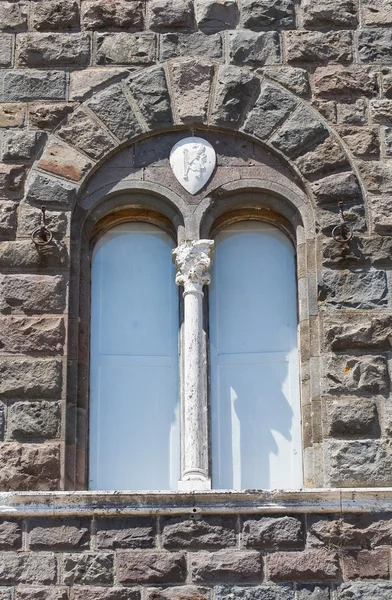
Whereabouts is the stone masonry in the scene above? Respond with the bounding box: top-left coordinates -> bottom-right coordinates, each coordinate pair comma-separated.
1,0 -> 392,597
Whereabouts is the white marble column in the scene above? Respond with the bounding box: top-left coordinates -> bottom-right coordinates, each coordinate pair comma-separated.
173,240 -> 214,490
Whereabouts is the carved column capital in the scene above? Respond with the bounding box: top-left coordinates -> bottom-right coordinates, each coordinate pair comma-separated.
173,240 -> 214,295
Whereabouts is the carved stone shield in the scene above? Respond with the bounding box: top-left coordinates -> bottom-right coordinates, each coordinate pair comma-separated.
170,137 -> 216,195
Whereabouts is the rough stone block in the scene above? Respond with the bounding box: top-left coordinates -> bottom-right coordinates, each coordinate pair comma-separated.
228,31 -> 281,66
310,514 -> 392,549
18,206 -> 70,238
29,103 -> 75,130
325,440 -> 392,486
160,32 -> 223,60
342,548 -> 389,580
0,164 -> 26,200
162,517 -> 236,549
295,136 -> 348,178
81,1 -> 144,30
241,0 -> 295,28
261,67 -> 310,96
57,108 -> 115,161
31,0 -> 80,31
0,104 -> 25,127
2,131 -> 46,162
359,30 -> 392,63
268,550 -> 339,582
0,2 -> 28,32
191,550 -> 261,584
0,553 -> 57,585
96,517 -> 155,549
323,313 -> 392,351
146,587 -> 210,600
2,70 -> 67,101
0,357 -> 62,399
16,33 -> 91,68
242,517 -> 303,549
117,551 -> 186,584
95,33 -> 156,65
286,31 -> 353,63
0,317 -> 65,354
357,161 -> 392,194
243,83 -> 297,140
38,140 -> 93,182
0,35 -> 12,67
214,586 -> 294,600
297,586 -> 329,600
325,354 -> 389,395
339,127 -> 379,158
339,583 -> 392,599
337,99 -> 367,125
0,403 -> 4,441
73,589 -> 140,600
314,67 -> 378,97
0,443 -> 60,490
62,553 -> 114,585
271,105 -> 328,158
86,84 -> 142,142
14,589 -> 69,600
0,274 -> 67,315
169,58 -> 214,124
302,0 -> 357,27
8,401 -> 61,440
29,519 -> 90,550
196,0 -> 239,32
0,202 -> 17,239
127,66 -> 172,129
382,126 -> 392,156
313,172 -> 361,207
148,0 -> 194,30
370,196 -> 392,234
69,68 -> 129,102
361,0 -> 392,26
382,69 -> 392,99
0,520 -> 22,550
211,65 -> 260,127
26,172 -> 77,208
325,399 -> 378,437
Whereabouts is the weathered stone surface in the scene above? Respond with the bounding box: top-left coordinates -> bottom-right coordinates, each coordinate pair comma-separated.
14,589 -> 68,600
0,520 -> 22,550
29,519 -> 89,550
96,517 -> 155,549
243,83 -> 297,140
242,517 -> 303,549
339,583 -> 392,600
0,317 -> 65,354
359,30 -> 392,64
361,0 -> 392,25
342,548 -> 389,580
57,108 -> 115,161
31,0 -> 80,31
160,32 -> 223,60
268,550 -> 339,582
0,274 -> 66,315
2,131 -> 46,162
149,0 -> 194,30
18,206 -> 69,238
147,586 -> 210,600
0,357 -> 62,399
211,65 -> 260,127
382,69 -> 392,99
323,235 -> 392,268
337,99 -> 367,125
325,399 -> 378,436
295,136 -> 348,178
311,172 -> 361,204
314,67 -> 377,97
191,550 -> 261,584
0,104 -> 25,127
26,172 -> 77,208
302,0 -> 357,27
2,70 -> 67,101
0,553 -> 56,585
286,31 -> 353,63
0,443 -> 60,490
69,69 -> 129,102
162,517 -> 236,549
63,553 -> 114,585
127,67 -> 172,129
357,161 -> 392,194
16,33 -> 91,68
196,0 -> 239,32
95,33 -> 156,65
0,35 -> 12,67
0,2 -> 28,32
0,403 -> 4,441
29,103 -> 75,130
38,140 -> 93,182
73,589 -> 139,600
81,1 -> 144,30
370,196 -> 392,234
170,59 -> 214,124
215,586 -> 294,600
0,164 -> 26,200
0,203 -> 17,238
339,127 -> 379,157
325,440 -> 392,486
241,0 -> 295,28
86,85 -> 141,142
261,67 -> 310,96
323,313 -> 392,351
271,105 -> 328,158
117,551 -> 186,584
325,354 -> 389,395
228,31 -> 281,67
297,586 -> 329,600
8,401 -> 61,440
312,99 -> 337,123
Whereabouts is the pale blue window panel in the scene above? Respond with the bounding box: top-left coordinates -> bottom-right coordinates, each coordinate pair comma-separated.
210,221 -> 302,490
89,222 -> 180,490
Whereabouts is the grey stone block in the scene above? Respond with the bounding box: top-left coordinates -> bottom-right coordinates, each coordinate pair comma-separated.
325,399 -> 378,436
149,0 -> 194,30
0,164 -> 26,200
0,520 -> 22,550
323,313 -> 392,351
73,589 -> 140,600
302,0 -> 357,27
2,70 -> 67,101
161,516 -> 236,549
81,0 -> 144,31
325,354 -> 389,395
29,518 -> 90,550
215,586 -> 294,600
337,99 -> 367,125
0,240 -> 69,270
295,136 -> 348,178
322,235 -> 392,268
261,67 -> 310,96
370,196 -> 392,234
0,202 -> 17,239
298,586 -> 330,600
211,65 -> 260,127
0,2 -> 28,32
1,131 -> 47,162
228,31 -> 281,67
243,82 -> 297,140
86,84 -> 142,142
0,357 -> 62,399
241,0 -> 295,28
16,33 -> 91,67
117,551 -> 186,584
127,67 -> 172,129
359,30 -> 392,64
14,588 -> 68,600
160,32 -> 223,60
26,172 -> 77,208
146,587 -> 209,600
338,583 -> 392,599
191,550 -> 262,583
0,35 -> 12,67
339,126 -> 379,158
95,33 -> 156,65
195,0 -> 239,32
56,108 -> 115,161
0,316 -> 65,354
8,401 -> 61,440
0,443 -> 60,491
271,105 -> 328,158
357,161 -> 392,194
96,517 -> 155,549
63,553 -> 114,586
319,271 -> 388,310
242,517 -> 303,549
0,274 -> 67,315
311,172 -> 361,204
314,67 -> 378,97
326,440 -> 392,486
31,0 -> 80,31
69,68 -> 129,102
0,552 -> 57,584
286,31 -> 353,63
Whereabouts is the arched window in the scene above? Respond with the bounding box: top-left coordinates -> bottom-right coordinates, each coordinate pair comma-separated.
89,222 -> 180,490
209,221 -> 302,490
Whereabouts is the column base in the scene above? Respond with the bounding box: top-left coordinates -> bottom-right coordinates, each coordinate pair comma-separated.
178,478 -> 212,491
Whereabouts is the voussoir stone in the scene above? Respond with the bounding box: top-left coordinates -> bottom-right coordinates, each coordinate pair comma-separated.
214,585 -> 294,600
323,313 -> 392,351
0,552 -> 57,585
169,58 -> 214,124
0,357 -> 62,399
295,136 -> 348,178
339,582 -> 392,600
2,70 -> 67,102
0,274 -> 66,315
117,551 -> 186,584
0,520 -> 22,550
311,172 -> 361,204
319,270 -> 388,310
146,586 -> 210,600
81,1 -> 144,30
86,84 -> 142,142
268,550 -> 339,582
38,140 -> 93,182
261,67 -> 310,96
271,105 -> 328,158
56,108 -> 115,161
195,0 -> 239,32
95,33 -> 156,66
286,31 -> 353,64
8,401 -> 61,440
211,65 -> 260,127
16,33 -> 90,68
14,588 -> 69,600
62,553 -> 114,585
96,517 -> 155,549
302,0 -> 357,27
359,30 -> 392,64
69,68 -> 129,102
314,67 -> 378,97
242,517 -> 303,549
325,440 -> 392,486
161,516 -> 236,549
243,82 -> 297,140
0,443 -> 60,490
0,316 -> 65,354
325,399 -> 378,436
160,32 -> 223,61
31,0 -> 80,31
325,354 -> 389,395
73,589 -> 140,600
127,66 -> 172,129
29,518 -> 89,550
228,31 -> 281,67
148,0 -> 194,30
191,549 -> 262,584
